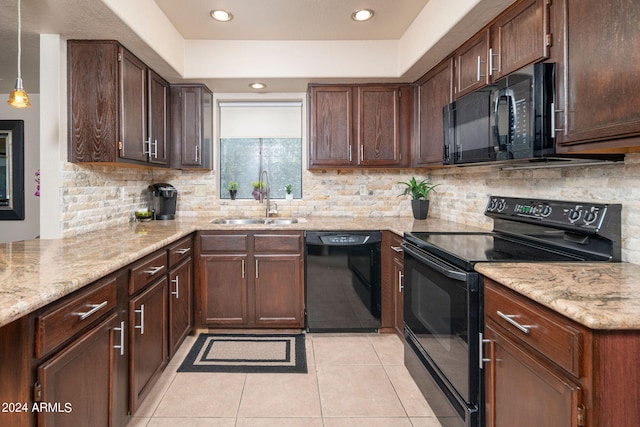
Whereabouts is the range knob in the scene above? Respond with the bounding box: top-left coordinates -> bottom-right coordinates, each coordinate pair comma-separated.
584,209 -> 599,225
496,199 -> 507,212
541,204 -> 552,217
568,208 -> 582,223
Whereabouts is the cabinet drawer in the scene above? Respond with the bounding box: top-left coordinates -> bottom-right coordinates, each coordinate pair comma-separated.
129,250 -> 167,295
254,233 -> 302,253
200,233 -> 249,253
35,276 -> 117,358
484,281 -> 583,377
168,235 -> 193,267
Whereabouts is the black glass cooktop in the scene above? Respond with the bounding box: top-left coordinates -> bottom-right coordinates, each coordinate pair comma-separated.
405,232 -> 601,270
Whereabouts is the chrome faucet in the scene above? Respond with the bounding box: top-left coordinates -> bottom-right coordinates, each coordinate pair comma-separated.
258,169 -> 271,218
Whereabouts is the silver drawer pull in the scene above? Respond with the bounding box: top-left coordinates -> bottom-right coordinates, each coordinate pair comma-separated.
497,310 -> 531,334
135,304 -> 145,334
77,301 -> 108,320
113,321 -> 125,356
143,266 -> 164,275
175,248 -> 191,255
391,246 -> 403,253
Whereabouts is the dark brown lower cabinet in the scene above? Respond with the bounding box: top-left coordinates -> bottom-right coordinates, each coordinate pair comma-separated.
196,231 -> 304,328
36,313 -> 121,427
254,254 -> 303,327
484,279 -> 640,427
484,321 -> 582,427
129,277 -> 168,412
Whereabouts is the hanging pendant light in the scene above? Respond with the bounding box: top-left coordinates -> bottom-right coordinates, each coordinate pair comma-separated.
7,0 -> 30,108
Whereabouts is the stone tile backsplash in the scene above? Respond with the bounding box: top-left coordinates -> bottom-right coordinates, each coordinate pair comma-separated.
61,153 -> 640,264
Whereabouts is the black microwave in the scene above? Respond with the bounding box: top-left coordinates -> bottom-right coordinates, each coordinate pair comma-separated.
443,63 -> 555,165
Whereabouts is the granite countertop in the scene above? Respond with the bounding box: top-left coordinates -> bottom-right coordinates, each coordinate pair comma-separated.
0,216 -> 485,328
476,262 -> 640,330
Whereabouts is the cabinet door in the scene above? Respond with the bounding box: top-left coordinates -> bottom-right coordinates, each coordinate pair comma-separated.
129,277 -> 168,412
357,86 -> 402,166
199,254 -> 249,326
484,322 -> 583,427
68,41 -> 120,163
415,58 -> 453,166
555,0 -> 640,149
169,258 -> 193,358
172,85 -> 212,169
147,69 -> 170,166
254,254 -> 303,327
455,30 -> 490,98
37,313 -> 119,427
309,85 -> 355,167
119,48 -> 148,162
490,0 -> 549,80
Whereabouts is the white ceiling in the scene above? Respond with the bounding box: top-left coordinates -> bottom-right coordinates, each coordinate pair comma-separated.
0,0 -> 515,94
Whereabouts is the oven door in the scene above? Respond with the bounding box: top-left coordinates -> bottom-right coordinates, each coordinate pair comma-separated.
402,241 -> 480,427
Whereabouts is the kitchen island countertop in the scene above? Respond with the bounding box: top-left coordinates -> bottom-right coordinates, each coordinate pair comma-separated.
0,216 -> 483,328
476,262 -> 640,330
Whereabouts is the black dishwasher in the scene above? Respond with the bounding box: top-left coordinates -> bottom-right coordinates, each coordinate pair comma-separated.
304,231 -> 381,332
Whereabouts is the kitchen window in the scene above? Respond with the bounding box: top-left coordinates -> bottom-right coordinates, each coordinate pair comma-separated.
219,102 -> 302,199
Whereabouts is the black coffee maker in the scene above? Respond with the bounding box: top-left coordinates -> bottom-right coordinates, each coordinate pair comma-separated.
148,183 -> 177,220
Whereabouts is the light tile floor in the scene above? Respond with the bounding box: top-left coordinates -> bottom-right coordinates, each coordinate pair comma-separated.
128,333 -> 443,427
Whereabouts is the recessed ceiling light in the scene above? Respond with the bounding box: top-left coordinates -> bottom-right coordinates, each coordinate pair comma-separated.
352,9 -> 374,22
249,82 -> 266,90
210,9 -> 233,22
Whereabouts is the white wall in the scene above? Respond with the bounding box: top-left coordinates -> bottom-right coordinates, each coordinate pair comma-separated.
0,94 -> 40,242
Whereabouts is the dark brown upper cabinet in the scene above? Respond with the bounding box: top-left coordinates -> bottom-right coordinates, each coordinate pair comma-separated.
454,29 -> 490,99
308,85 -> 355,167
553,0 -> 640,153
454,0 -> 549,99
414,58 -> 454,166
170,84 -> 213,170
489,0 -> 550,81
308,84 -> 411,168
68,40 -> 170,167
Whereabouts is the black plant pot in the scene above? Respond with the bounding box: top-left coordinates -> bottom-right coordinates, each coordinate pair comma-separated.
229,190 -> 237,200
411,199 -> 430,220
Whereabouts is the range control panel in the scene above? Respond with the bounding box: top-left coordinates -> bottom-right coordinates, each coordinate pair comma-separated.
485,196 -> 621,231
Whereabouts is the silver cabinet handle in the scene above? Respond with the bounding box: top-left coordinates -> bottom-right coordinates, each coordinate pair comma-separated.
497,310 -> 531,334
171,276 -> 179,299
135,304 -> 145,335
489,48 -> 499,76
175,248 -> 191,255
398,271 -> 404,293
143,138 -> 151,155
152,139 -> 158,158
143,266 -> 164,275
77,301 -> 108,320
348,144 -> 353,162
391,246 -> 403,253
255,259 -> 259,279
479,333 -> 491,367
241,259 -> 245,278
113,321 -> 125,356
195,145 -> 200,163
360,144 -> 364,162
477,55 -> 486,81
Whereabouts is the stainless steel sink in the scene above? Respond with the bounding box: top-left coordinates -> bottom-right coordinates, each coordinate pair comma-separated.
210,218 -> 265,225
265,218 -> 298,225
210,217 -> 299,225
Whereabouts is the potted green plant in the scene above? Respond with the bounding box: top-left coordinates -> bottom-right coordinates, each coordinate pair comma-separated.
227,181 -> 238,200
398,177 -> 439,220
251,181 -> 265,200
285,184 -> 293,200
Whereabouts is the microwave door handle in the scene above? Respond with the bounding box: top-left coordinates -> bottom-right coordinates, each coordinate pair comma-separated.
402,243 -> 467,281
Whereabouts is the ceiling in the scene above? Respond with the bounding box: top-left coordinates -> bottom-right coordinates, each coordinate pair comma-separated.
0,0 -> 513,94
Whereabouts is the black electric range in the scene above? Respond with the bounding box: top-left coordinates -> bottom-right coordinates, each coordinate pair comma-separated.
402,196 -> 622,427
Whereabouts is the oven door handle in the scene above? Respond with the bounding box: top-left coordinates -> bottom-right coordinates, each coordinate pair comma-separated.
402,242 -> 468,281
